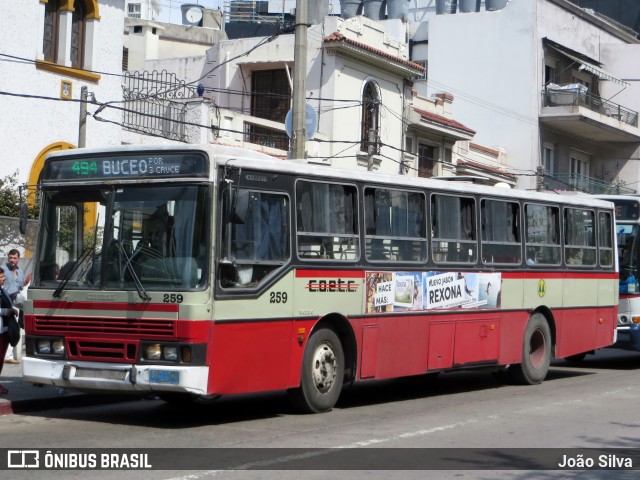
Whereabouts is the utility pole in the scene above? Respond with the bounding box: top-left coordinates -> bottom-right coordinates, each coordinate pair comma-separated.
536,165 -> 545,191
291,0 -> 307,159
79,86 -> 88,148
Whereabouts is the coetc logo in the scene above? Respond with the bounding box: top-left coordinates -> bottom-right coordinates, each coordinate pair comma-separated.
537,279 -> 546,297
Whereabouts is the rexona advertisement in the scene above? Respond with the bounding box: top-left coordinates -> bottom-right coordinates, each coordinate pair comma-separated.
366,271 -> 502,313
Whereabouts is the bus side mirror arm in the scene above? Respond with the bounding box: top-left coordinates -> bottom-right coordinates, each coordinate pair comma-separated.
19,203 -> 28,235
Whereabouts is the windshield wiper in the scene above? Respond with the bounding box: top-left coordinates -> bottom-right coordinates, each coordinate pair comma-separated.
112,240 -> 150,301
53,216 -> 100,298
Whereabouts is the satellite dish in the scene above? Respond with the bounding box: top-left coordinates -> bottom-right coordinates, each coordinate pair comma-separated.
184,5 -> 203,25
285,103 -> 318,141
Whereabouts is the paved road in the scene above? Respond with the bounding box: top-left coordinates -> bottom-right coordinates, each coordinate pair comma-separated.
1,348 -> 640,480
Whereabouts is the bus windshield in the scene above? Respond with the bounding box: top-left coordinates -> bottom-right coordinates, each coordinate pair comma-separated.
618,223 -> 640,283
35,184 -> 209,291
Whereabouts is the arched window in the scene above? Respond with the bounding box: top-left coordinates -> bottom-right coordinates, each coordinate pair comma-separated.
43,0 -> 61,62
71,0 -> 87,69
361,81 -> 380,154
40,0 -> 98,75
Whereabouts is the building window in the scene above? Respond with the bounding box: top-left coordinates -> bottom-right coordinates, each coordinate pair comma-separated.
418,143 -> 437,178
361,81 -> 380,154
415,60 -> 428,80
128,2 -> 142,18
570,149 -> 591,190
251,69 -> 291,123
543,142 -> 554,174
43,0 -> 61,62
71,0 -> 87,69
405,136 -> 413,154
39,0 -> 100,74
544,63 -> 557,85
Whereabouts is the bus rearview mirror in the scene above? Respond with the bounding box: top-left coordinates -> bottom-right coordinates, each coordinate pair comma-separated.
232,189 -> 249,224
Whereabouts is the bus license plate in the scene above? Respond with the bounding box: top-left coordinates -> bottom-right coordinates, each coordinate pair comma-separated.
149,370 -> 179,385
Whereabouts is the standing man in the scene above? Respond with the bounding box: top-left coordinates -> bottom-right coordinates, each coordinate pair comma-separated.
0,266 -> 20,394
4,249 -> 31,364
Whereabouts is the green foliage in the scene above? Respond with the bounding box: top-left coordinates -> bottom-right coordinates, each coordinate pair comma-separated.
0,171 -> 21,217
0,171 -> 38,219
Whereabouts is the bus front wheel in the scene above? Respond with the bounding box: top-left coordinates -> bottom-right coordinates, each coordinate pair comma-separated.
289,328 -> 344,413
509,313 -> 551,385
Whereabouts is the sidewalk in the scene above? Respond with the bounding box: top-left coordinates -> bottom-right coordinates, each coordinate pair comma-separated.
0,360 -> 127,416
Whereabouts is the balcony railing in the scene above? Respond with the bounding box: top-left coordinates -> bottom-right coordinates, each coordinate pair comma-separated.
243,122 -> 290,150
541,87 -> 638,128
544,173 -> 635,195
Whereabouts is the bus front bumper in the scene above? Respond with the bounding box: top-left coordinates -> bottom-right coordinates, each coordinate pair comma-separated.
613,324 -> 640,351
22,357 -> 209,395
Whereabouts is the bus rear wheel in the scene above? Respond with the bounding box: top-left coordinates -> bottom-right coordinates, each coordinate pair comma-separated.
509,313 -> 551,385
289,328 -> 344,413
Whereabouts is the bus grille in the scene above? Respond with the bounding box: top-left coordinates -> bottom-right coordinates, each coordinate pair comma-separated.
33,316 -> 176,337
67,339 -> 138,362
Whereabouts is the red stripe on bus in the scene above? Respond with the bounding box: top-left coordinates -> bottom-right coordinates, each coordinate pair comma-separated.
295,269 -> 364,278
502,271 -> 618,280
294,270 -> 616,280
32,301 -> 179,313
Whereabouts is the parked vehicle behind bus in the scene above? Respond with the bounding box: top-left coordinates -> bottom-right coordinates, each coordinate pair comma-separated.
597,195 -> 640,352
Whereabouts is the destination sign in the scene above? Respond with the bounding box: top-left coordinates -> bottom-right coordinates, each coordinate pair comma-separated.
43,153 -> 208,181
613,200 -> 640,221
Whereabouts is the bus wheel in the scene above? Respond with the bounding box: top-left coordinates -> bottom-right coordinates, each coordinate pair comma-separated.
289,328 -> 344,413
509,313 -> 551,385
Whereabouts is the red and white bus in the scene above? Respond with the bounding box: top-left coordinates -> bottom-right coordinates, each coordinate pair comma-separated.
22,144 -> 618,412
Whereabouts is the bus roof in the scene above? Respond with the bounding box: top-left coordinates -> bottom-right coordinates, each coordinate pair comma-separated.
45,144 -> 615,209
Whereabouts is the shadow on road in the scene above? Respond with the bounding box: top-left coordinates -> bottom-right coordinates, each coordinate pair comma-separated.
554,348 -> 640,371
21,363 -> 598,429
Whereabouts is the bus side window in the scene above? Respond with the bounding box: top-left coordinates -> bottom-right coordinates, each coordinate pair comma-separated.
525,203 -> 561,266
564,207 -> 596,267
431,193 -> 477,264
364,187 -> 426,263
295,180 -> 359,262
481,198 -> 521,265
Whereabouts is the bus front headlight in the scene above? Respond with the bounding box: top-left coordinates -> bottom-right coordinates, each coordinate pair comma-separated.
36,340 -> 51,354
162,346 -> 178,361
144,344 -> 162,360
52,340 -> 65,355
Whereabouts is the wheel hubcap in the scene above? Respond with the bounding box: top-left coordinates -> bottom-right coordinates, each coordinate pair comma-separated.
311,342 -> 337,393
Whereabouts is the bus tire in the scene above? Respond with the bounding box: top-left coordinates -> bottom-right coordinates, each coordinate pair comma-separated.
509,313 -> 551,385
289,328 -> 344,413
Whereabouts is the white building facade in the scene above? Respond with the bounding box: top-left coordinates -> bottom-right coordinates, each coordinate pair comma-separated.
0,0 -> 125,186
419,0 -> 640,192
